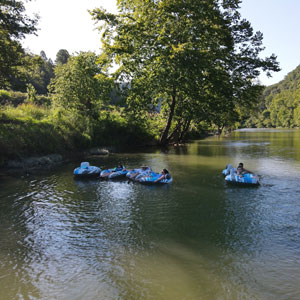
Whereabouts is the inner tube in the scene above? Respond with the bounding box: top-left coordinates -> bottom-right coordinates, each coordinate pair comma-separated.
138,171 -> 172,184
126,167 -> 152,181
73,162 -> 101,178
222,164 -> 235,176
225,173 -> 260,185
108,170 -> 128,179
100,167 -> 128,179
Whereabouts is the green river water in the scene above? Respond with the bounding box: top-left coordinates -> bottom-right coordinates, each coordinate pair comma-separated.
1,129 -> 300,300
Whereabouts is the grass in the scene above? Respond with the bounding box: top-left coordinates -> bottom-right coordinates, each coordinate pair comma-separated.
0,103 -> 157,166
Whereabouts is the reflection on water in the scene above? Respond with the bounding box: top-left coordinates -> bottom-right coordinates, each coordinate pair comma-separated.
1,129 -> 300,299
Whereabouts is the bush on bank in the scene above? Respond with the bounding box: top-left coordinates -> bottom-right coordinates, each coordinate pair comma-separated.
0,103 -> 158,166
0,89 -> 51,107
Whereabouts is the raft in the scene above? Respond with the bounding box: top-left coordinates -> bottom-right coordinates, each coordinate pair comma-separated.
222,164 -> 235,176
225,172 -> 260,185
223,163 -> 259,185
73,162 -> 101,178
126,167 -> 152,181
100,167 -> 128,179
138,171 -> 173,184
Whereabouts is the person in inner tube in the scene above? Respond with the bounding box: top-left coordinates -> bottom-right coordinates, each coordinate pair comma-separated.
236,163 -> 252,177
154,168 -> 170,182
102,164 -> 125,178
113,164 -> 125,172
130,165 -> 150,180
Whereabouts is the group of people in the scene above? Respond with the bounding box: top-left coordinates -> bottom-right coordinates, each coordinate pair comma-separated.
132,166 -> 169,182
103,164 -> 170,183
105,162 -> 250,181
128,166 -> 170,182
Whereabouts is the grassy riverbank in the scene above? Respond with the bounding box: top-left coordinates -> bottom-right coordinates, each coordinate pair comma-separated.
0,103 -> 158,166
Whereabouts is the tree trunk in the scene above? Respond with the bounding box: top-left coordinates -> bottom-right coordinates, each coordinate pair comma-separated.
167,120 -> 183,143
160,87 -> 176,145
178,118 -> 191,143
217,125 -> 224,135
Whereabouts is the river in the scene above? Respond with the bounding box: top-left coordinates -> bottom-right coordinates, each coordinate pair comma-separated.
1,129 -> 300,300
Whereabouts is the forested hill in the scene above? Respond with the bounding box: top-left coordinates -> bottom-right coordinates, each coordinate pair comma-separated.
264,64 -> 300,98
246,64 -> 300,128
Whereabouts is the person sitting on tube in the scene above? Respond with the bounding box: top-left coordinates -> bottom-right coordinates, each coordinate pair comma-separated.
154,168 -> 170,182
236,163 -> 252,177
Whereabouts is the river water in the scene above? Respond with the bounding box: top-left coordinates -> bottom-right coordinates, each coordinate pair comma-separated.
1,129 -> 300,300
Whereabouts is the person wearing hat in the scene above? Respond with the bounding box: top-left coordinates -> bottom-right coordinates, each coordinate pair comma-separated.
129,165 -> 150,180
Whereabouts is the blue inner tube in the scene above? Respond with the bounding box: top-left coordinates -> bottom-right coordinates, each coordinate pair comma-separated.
225,173 -> 259,185
108,170 -> 128,179
138,171 -> 172,184
126,168 -> 152,181
100,169 -> 113,178
100,168 -> 128,179
73,165 -> 101,177
222,164 -> 235,176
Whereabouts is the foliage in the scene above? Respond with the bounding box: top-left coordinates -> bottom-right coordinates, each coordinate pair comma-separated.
0,102 -> 157,164
49,52 -> 114,117
0,0 -> 38,88
0,89 -> 50,106
2,103 -> 49,120
92,107 -> 157,147
0,104 -> 61,162
91,0 -> 279,144
55,49 -> 70,65
49,107 -> 93,150
9,51 -> 55,94
0,89 -> 27,105
25,83 -> 37,103
242,65 -> 300,128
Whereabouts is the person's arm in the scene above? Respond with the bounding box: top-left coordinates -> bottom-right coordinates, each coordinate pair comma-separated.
154,174 -> 164,183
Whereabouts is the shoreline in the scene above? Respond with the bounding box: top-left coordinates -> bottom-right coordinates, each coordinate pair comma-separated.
0,132 -> 211,176
0,142 -> 194,176
0,147 -> 110,176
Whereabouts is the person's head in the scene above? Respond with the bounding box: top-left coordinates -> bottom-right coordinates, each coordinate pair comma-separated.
118,164 -> 123,169
162,168 -> 169,174
141,165 -> 148,170
238,163 -> 243,168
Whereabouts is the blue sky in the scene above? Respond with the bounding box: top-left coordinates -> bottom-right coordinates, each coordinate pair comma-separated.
23,0 -> 300,86
240,0 -> 300,85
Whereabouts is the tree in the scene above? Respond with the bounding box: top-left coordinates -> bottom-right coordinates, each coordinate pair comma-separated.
25,83 -> 37,103
28,52 -> 53,94
55,49 -> 70,65
0,0 -> 38,88
91,0 -> 279,144
8,51 -> 54,94
49,52 -> 114,117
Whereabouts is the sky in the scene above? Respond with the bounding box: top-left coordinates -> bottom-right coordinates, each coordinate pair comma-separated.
22,0 -> 300,86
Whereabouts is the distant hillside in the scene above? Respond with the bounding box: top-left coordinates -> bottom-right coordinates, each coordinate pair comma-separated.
264,65 -> 300,101
245,65 -> 300,128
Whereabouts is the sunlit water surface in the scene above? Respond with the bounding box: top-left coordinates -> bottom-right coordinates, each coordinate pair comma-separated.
1,129 -> 300,300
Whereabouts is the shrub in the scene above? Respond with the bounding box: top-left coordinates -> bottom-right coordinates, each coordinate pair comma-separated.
2,103 -> 49,120
0,90 -> 27,106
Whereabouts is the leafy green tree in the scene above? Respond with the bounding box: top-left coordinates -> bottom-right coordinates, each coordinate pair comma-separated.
10,51 -> 54,94
269,91 -> 295,127
0,0 -> 38,88
91,0 -> 279,144
49,52 -> 114,117
246,64 -> 300,128
55,49 -> 70,65
25,83 -> 37,103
